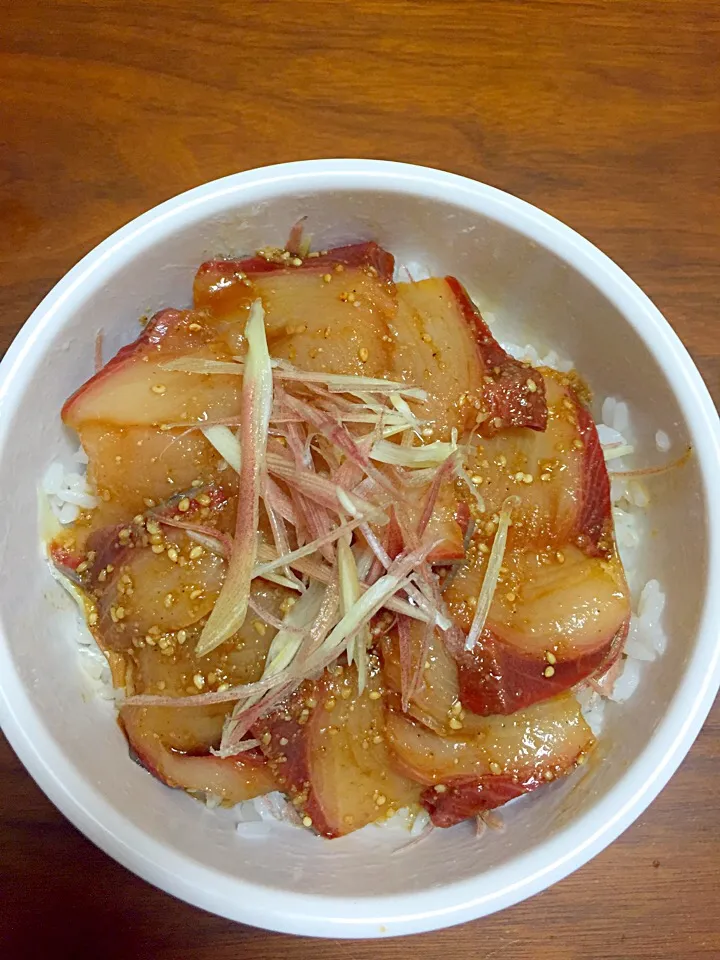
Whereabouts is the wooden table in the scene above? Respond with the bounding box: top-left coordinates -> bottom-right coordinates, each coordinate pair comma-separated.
1,2 -> 718,957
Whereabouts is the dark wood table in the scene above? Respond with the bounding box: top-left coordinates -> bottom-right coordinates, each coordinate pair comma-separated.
1,2 -> 718,957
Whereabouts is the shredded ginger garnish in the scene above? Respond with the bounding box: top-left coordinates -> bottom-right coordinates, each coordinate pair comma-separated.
369,438 -> 458,469
465,496 -> 518,651
338,539 -> 368,694
196,300 -> 272,657
161,355 -> 427,400
120,313 -> 495,749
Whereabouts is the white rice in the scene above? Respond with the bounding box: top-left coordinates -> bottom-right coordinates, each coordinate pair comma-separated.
42,451 -> 96,524
43,342 -> 671,833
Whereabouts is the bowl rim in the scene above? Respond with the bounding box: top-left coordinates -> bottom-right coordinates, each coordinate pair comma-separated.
1,158 -> 719,938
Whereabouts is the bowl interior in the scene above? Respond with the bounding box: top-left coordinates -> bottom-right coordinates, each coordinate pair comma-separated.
0,168 -> 712,935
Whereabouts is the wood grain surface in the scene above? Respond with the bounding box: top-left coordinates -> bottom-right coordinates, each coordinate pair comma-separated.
1,2 -> 718,957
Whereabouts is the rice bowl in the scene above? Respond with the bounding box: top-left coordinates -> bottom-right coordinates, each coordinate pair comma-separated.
1,159 -> 719,936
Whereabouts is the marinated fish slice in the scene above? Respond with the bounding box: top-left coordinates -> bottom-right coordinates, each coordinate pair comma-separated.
63,307 -> 242,428
253,662 -> 420,837
195,242 -> 397,378
121,705 -> 276,804
385,693 -> 593,826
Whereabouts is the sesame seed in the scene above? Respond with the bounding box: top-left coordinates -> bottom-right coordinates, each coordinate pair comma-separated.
196,493 -> 211,506
489,761 -> 502,775
164,593 -> 175,607
334,263 -> 344,273
556,551 -> 565,564
573,438 -> 584,450
88,610 -> 98,626
451,701 -> 463,716
115,606 -> 126,620
421,426 -> 434,438
513,472 -> 525,482
302,816 -> 313,827
146,520 -> 160,535
433,783 -> 447,793
151,543 -> 165,554
261,731 -> 272,745
522,473 -> 534,484
449,717 -> 463,730
151,384 -> 167,395
373,735 -> 383,744
252,620 -> 267,636
217,683 -> 230,692
177,630 -> 187,644
188,322 -> 202,332
324,697 -> 336,711
375,794 -> 387,806
76,561 -> 88,574
358,346 -> 369,362
189,545 -> 204,560
545,651 -> 557,665
526,378 -> 538,392
167,547 -> 179,563
544,769 -> 555,781
193,673 -> 205,690
322,273 -> 332,283
177,497 -> 191,513
368,690 -> 382,700
544,665 -> 556,678
291,257 -> 303,266
189,588 -> 202,600
143,498 -> 156,508
505,591 -> 516,602
340,687 -> 352,700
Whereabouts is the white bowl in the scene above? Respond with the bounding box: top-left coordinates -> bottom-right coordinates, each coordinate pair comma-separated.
1,160 -> 719,938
